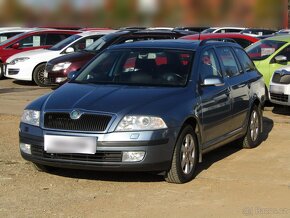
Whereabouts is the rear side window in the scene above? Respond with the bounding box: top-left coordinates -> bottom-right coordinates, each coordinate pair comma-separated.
17,34 -> 46,48
216,47 -> 240,77
234,48 -> 256,72
45,33 -> 71,45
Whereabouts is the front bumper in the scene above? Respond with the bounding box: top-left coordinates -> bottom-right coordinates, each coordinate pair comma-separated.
269,83 -> 290,106
5,63 -> 34,81
19,124 -> 176,172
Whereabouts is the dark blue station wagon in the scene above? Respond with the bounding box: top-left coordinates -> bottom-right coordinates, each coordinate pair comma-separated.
19,40 -> 265,183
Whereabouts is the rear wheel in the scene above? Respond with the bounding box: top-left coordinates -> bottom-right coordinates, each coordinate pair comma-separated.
165,125 -> 198,184
241,105 -> 262,148
33,63 -> 46,87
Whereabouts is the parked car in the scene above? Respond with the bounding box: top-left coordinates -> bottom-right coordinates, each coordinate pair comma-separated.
240,28 -> 276,37
180,33 -> 259,48
246,35 -> 290,92
19,39 -> 265,183
5,30 -> 115,86
44,29 -> 196,86
0,28 -> 33,43
0,29 -> 80,79
201,27 -> 245,34
269,66 -> 290,106
174,26 -> 210,33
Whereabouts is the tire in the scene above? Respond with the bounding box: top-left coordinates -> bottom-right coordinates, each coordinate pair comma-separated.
241,105 -> 262,149
164,125 -> 198,184
33,163 -> 55,172
0,62 -> 4,80
32,63 -> 46,87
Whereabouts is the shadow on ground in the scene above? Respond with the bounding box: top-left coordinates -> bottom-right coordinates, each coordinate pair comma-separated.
39,117 -> 274,183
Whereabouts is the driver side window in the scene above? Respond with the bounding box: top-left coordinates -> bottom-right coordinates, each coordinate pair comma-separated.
199,49 -> 222,81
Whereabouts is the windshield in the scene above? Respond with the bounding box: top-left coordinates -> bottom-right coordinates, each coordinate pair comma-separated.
246,40 -> 287,61
48,34 -> 81,51
73,48 -> 194,87
0,31 -> 27,46
201,28 -> 216,34
85,37 -> 107,51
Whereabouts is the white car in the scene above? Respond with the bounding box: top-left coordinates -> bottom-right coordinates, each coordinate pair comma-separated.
269,66 -> 290,106
5,30 -> 115,86
201,27 -> 245,34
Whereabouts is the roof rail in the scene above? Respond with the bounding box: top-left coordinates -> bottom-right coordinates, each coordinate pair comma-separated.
199,38 -> 237,46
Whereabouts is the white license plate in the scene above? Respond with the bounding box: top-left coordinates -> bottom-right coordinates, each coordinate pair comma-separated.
43,71 -> 48,78
44,135 -> 96,154
270,85 -> 284,94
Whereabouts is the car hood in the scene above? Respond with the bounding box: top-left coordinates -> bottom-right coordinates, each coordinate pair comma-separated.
48,51 -> 94,65
42,83 -> 188,116
7,49 -> 59,61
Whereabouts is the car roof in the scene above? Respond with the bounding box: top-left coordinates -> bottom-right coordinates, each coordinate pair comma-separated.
263,35 -> 290,42
180,33 -> 258,41
107,39 -> 238,51
77,30 -> 117,37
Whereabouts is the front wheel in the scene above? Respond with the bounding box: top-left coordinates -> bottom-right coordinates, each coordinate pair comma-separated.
164,125 -> 198,184
241,105 -> 262,148
33,63 -> 46,87
0,63 -> 4,79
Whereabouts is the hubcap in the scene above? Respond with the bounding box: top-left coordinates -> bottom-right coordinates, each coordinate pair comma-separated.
250,110 -> 259,141
37,66 -> 45,84
180,134 -> 195,174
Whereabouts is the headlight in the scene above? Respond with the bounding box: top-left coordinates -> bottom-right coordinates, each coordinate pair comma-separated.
52,62 -> 71,71
116,116 -> 167,131
9,57 -> 30,65
21,110 -> 40,126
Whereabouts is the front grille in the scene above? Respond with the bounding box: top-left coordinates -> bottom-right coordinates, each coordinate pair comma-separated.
8,69 -> 19,75
272,73 -> 290,84
270,93 -> 289,102
31,144 -> 122,162
44,112 -> 112,132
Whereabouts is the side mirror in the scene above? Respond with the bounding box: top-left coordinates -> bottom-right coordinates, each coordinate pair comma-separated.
12,43 -> 20,49
65,47 -> 75,54
202,76 -> 225,87
67,70 -> 79,81
274,55 -> 287,64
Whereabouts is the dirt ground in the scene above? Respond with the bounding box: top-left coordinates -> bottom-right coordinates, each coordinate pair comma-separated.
0,79 -> 290,218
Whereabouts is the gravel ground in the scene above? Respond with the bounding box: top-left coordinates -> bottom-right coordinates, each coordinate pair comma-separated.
1,78 -> 290,218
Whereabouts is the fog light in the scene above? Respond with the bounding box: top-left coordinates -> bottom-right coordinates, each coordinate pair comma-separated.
122,151 -> 145,162
56,77 -> 67,83
20,143 -> 31,154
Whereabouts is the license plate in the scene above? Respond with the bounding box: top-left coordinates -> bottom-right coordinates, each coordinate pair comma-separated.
43,71 -> 48,78
44,135 -> 96,154
270,85 -> 284,94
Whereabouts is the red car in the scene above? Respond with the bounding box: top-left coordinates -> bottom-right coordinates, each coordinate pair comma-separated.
180,33 -> 259,48
0,29 -> 81,79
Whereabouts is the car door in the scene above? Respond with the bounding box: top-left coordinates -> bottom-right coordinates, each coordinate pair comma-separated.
215,46 -> 250,132
198,48 -> 232,147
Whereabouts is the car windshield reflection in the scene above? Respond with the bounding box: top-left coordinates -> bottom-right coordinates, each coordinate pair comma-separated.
72,49 -> 194,87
